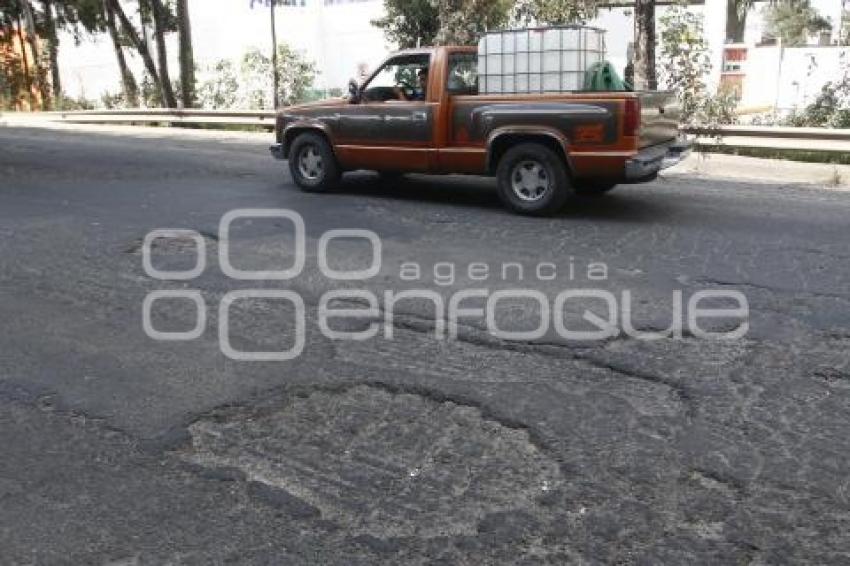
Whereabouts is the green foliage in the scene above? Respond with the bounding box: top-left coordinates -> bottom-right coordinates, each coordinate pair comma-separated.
782,55 -> 850,128
432,0 -> 514,45
196,44 -> 317,110
372,0 -> 439,48
197,59 -> 239,110
763,0 -> 831,47
58,92 -> 95,109
659,5 -> 737,129
100,90 -> 126,109
514,0 -> 599,26
140,73 -> 161,107
241,44 -> 318,108
373,0 -> 513,48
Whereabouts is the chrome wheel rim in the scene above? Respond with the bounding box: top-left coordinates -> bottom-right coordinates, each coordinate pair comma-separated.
511,160 -> 550,202
298,145 -> 324,181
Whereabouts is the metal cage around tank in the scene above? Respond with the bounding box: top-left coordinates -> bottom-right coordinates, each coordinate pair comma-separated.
477,26 -> 607,95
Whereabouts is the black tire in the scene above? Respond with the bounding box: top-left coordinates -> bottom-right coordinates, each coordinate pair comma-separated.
288,132 -> 341,192
496,143 -> 571,216
575,181 -> 618,196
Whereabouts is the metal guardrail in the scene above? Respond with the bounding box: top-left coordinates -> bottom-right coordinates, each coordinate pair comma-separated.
686,125 -> 850,153
22,109 -> 850,153
51,108 -> 277,128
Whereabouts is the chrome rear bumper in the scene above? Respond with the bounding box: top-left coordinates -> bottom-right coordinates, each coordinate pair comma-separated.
625,138 -> 693,181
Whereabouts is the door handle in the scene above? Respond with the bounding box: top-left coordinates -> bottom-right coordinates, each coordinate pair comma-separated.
411,111 -> 428,122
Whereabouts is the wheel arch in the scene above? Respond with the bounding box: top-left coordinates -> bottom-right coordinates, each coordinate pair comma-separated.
486,128 -> 573,176
282,124 -> 335,160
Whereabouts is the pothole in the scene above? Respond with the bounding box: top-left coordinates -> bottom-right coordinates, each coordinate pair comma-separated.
124,231 -> 218,255
181,385 -> 563,538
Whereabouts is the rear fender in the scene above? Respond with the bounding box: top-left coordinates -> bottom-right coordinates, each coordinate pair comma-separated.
485,126 -> 574,174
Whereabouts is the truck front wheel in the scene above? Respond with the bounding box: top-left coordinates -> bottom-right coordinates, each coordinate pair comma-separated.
496,143 -> 571,216
288,132 -> 341,192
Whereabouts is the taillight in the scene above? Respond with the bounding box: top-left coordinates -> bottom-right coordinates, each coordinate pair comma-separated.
623,98 -> 640,137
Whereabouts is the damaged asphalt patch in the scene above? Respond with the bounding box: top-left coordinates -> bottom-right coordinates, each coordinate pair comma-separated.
180,384 -> 563,538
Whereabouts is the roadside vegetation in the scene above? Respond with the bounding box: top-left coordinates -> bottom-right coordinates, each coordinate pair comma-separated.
658,5 -> 737,130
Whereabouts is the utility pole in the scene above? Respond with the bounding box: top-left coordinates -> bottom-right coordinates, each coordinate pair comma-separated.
271,0 -> 280,109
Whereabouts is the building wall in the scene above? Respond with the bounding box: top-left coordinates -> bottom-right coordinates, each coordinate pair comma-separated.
743,46 -> 849,111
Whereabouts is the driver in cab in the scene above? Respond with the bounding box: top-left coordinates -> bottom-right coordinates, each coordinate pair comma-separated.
394,68 -> 428,102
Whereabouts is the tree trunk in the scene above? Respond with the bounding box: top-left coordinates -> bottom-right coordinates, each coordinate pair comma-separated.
105,0 -> 164,106
270,1 -> 280,109
176,0 -> 195,108
151,0 -> 177,108
104,0 -> 140,107
43,0 -> 62,108
633,0 -> 657,91
726,0 -> 747,43
15,13 -> 37,110
20,0 -> 46,108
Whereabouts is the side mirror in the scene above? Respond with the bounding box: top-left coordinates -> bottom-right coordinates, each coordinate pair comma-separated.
348,79 -> 361,104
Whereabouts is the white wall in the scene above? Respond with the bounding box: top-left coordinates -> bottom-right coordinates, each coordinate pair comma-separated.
58,0 -> 391,103
743,46 -> 849,111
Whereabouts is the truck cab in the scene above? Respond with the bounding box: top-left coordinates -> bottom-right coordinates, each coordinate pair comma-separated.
271,45 -> 690,216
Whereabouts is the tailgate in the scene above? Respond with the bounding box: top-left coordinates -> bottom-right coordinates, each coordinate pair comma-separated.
637,91 -> 680,149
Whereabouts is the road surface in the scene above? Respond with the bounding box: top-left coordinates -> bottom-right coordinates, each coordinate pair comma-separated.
1,124 -> 849,564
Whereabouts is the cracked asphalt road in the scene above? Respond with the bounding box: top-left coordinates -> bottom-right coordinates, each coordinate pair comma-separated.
1,124 -> 849,564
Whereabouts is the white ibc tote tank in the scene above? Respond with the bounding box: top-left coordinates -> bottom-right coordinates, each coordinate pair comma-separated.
477,26 -> 607,94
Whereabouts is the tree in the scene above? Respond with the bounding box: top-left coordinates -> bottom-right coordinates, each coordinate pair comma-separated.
432,0 -> 513,45
35,0 -> 109,109
726,0 -> 753,43
42,0 -> 62,105
197,59 -> 238,109
102,0 -> 139,106
633,0 -> 656,90
240,44 -> 317,108
763,0 -> 831,47
515,0 -> 600,25
659,4 -> 736,128
175,0 -> 194,107
102,0 -> 181,107
149,0 -> 176,107
373,0 -> 512,48
372,0 -> 439,48
104,0 -> 163,103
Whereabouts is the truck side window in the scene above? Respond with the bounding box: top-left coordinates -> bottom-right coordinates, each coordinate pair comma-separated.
362,54 -> 430,103
447,53 -> 478,96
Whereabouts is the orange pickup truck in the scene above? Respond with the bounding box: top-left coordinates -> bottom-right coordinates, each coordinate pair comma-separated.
271,45 -> 691,215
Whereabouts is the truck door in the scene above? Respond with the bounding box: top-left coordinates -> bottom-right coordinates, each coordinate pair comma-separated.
438,49 -> 488,174
337,54 -> 435,172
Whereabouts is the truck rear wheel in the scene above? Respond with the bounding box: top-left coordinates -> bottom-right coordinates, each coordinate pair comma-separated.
496,143 -> 571,216
288,132 -> 340,192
